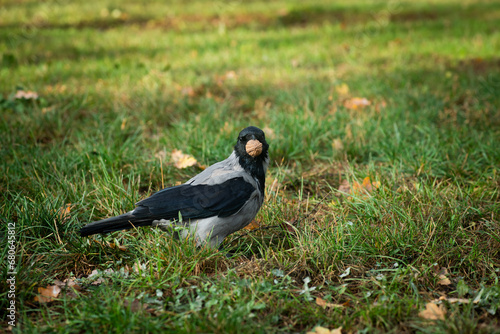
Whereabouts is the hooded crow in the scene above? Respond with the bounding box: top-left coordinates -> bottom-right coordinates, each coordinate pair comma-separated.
79,126 -> 269,248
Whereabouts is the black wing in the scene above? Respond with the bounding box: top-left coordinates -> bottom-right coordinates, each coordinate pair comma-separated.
134,177 -> 256,221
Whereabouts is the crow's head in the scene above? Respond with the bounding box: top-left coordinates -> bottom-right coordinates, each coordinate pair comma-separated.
234,126 -> 269,161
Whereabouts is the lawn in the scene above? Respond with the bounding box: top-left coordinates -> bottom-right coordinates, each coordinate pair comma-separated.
1,0 -> 500,333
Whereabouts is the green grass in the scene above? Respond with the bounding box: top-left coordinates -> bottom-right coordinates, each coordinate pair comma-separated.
1,0 -> 500,332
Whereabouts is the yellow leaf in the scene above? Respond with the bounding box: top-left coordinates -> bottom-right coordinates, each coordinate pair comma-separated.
418,302 -> 446,321
34,285 -> 61,303
108,242 -> 127,251
335,83 -> 349,96
341,177 -> 380,197
343,97 -> 371,110
171,149 -> 198,169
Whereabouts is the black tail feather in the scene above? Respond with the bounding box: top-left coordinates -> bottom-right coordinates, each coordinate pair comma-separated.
79,212 -> 153,237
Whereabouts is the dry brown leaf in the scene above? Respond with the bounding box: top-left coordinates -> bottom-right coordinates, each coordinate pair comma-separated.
332,138 -> 344,151
435,267 -> 451,286
54,277 -> 82,299
307,326 -> 342,334
418,302 -> 446,321
15,90 -> 39,100
433,296 -> 470,304
88,269 -> 114,285
171,149 -> 198,169
244,220 -> 260,231
88,269 -> 99,278
108,242 -> 127,251
316,297 -> 345,309
344,97 -> 371,110
91,277 -> 105,285
34,285 -> 61,303
64,278 -> 81,291
132,262 -> 145,273
437,275 -> 451,286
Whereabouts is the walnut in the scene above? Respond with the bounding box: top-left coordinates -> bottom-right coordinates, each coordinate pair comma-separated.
245,139 -> 263,157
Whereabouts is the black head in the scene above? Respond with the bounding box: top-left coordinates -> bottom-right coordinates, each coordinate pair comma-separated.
234,126 -> 269,192
234,126 -> 269,160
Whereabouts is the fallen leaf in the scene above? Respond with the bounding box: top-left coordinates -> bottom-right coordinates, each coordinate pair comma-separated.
133,262 -> 146,274
446,298 -> 470,304
335,83 -> 349,97
332,138 -> 344,151
316,297 -> 345,309
34,285 -> 61,303
171,149 -> 198,169
88,268 -> 114,285
307,326 -> 342,334
432,296 -> 470,304
341,177 -> 380,197
91,277 -> 105,285
437,275 -> 451,286
88,269 -> 99,278
418,302 -> 446,321
63,278 -> 81,293
53,277 -> 82,299
15,90 -> 38,100
343,97 -> 371,110
108,242 -> 127,251
435,267 -> 451,286
244,220 -> 260,230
